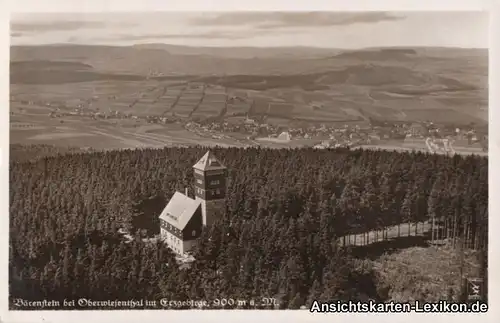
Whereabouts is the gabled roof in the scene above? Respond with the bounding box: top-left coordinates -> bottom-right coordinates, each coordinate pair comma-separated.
159,192 -> 201,230
192,151 -> 226,171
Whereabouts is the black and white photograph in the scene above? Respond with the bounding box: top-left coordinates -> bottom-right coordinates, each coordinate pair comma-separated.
5,6 -> 490,316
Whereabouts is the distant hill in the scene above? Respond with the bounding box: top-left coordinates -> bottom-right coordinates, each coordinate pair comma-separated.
330,48 -> 418,61
10,59 -> 478,93
10,45 -> 488,79
196,64 -> 477,93
10,60 -> 145,84
11,44 -> 300,75
10,60 -> 93,71
132,43 -> 342,59
329,47 -> 486,61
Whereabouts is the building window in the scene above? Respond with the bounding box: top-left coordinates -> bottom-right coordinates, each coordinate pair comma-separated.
216,189 -> 220,194
197,179 -> 202,184
192,230 -> 196,236
210,180 -> 220,185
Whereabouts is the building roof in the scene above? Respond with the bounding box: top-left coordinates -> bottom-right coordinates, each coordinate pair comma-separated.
277,132 -> 291,141
192,151 -> 226,171
159,192 -> 201,230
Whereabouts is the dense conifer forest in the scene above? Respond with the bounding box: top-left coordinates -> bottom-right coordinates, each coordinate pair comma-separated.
9,146 -> 488,309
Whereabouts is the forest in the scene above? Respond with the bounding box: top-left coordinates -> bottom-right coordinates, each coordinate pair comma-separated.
9,145 -> 488,309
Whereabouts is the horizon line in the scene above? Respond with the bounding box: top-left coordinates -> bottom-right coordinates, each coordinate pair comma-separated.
9,43 -> 489,50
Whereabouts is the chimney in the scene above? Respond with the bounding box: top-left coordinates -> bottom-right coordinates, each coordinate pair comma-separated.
185,187 -> 189,197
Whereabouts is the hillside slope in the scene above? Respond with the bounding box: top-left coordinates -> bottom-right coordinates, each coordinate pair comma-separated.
10,45 -> 488,79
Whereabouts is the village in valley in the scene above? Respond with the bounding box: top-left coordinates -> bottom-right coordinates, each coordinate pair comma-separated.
10,86 -> 488,155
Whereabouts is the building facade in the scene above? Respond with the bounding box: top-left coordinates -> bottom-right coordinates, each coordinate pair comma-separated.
159,151 -> 227,255
192,151 -> 227,227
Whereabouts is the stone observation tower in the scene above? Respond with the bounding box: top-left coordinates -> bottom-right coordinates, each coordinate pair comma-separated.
192,151 -> 227,227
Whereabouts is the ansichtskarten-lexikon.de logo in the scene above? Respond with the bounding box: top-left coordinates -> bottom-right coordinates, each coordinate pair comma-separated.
310,300 -> 488,313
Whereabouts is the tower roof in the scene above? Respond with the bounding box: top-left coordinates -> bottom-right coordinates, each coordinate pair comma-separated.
193,151 -> 226,171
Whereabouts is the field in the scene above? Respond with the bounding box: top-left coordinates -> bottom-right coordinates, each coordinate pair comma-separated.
9,114 -> 247,150
10,45 -> 488,149
372,245 -> 480,302
358,146 -> 487,157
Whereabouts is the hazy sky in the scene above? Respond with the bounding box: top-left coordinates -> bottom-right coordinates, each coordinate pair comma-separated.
10,12 -> 488,48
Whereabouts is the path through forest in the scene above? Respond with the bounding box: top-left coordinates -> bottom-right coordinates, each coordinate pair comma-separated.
339,221 -> 431,247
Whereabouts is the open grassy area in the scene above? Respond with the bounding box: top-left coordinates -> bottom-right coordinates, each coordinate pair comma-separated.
372,245 -> 480,302
9,108 -> 244,149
